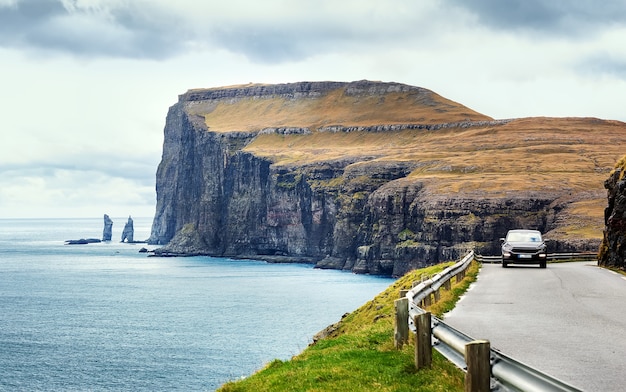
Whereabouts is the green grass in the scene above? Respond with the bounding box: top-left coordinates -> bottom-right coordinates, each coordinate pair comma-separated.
218,261 -> 480,392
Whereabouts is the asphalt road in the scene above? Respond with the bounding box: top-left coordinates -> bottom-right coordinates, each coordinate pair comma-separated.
443,261 -> 626,392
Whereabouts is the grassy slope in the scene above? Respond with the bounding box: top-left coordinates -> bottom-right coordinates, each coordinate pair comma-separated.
246,117 -> 624,190
218,261 -> 480,392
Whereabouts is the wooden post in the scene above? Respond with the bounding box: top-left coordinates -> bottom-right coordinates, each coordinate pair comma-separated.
433,288 -> 441,303
465,340 -> 491,392
394,297 -> 409,349
444,279 -> 451,291
414,312 -> 432,369
422,294 -> 432,308
399,289 -> 409,298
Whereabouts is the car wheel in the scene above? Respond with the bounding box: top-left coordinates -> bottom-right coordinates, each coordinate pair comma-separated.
502,260 -> 508,268
540,261 -> 547,268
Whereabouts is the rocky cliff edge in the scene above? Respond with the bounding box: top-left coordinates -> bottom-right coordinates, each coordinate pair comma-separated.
599,155 -> 626,270
148,80 -> 626,276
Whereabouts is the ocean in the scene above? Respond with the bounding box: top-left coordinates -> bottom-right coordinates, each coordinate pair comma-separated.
0,217 -> 394,391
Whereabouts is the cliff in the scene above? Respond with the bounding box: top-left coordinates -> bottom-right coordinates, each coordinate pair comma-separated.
149,80 -> 626,276
598,155 -> 626,270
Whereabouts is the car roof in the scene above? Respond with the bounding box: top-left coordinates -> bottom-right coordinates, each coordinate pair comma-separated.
507,229 -> 541,234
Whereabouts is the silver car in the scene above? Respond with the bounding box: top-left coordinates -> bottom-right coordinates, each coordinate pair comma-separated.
501,229 -> 547,268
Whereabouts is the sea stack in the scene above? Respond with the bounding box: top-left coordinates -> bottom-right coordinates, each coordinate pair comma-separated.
102,214 -> 113,241
121,216 -> 134,243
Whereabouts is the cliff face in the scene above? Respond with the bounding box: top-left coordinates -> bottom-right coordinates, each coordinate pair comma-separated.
149,80 -> 626,276
599,156 -> 626,270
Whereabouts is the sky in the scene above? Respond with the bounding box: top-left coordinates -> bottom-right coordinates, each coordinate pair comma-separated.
1,0 -> 626,219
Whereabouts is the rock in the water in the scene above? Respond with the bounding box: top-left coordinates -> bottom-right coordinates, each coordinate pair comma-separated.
121,216 -> 134,243
65,238 -> 101,245
102,214 -> 113,241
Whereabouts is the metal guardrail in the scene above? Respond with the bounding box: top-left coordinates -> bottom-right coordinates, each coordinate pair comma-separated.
402,251 -> 584,392
430,316 -> 582,391
546,252 -> 598,261
475,252 -> 598,264
408,251 -> 474,306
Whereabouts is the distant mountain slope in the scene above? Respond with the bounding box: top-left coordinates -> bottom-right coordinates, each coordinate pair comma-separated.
149,80 -> 626,275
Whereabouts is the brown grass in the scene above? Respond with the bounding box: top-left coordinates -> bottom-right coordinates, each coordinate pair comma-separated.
241,117 -> 626,240
194,86 -> 491,132
246,117 -> 623,181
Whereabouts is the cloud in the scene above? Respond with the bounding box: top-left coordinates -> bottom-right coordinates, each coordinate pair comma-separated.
0,145 -> 158,218
0,0 -> 190,59
3,0 -> 626,65
188,0 -> 469,63
0,152 -> 157,185
443,0 -> 626,36
0,0 -> 468,62
578,54 -> 626,79
0,164 -> 156,219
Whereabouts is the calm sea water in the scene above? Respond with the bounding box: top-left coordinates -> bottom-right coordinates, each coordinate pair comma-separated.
0,218 -> 394,391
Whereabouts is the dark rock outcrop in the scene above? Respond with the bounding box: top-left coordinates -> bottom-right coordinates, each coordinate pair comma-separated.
148,81 -> 621,276
121,216 -> 134,243
65,238 -> 101,245
102,214 -> 113,241
598,156 -> 626,270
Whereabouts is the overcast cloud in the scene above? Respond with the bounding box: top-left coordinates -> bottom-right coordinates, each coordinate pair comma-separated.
1,0 -> 625,219
446,0 -> 626,34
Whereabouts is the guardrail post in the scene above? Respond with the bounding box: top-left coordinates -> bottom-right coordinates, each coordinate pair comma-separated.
414,312 -> 432,369
394,297 -> 409,349
422,294 -> 432,308
465,340 -> 490,392
444,279 -> 451,291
